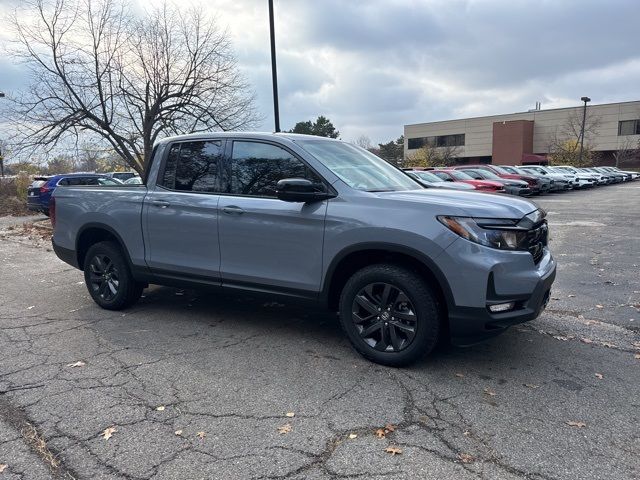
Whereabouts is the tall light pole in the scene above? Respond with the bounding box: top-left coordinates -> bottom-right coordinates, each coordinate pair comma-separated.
578,96 -> 591,165
0,92 -> 5,178
268,0 -> 280,132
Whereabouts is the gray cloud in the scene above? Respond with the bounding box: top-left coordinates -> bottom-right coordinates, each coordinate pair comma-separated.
1,0 -> 639,144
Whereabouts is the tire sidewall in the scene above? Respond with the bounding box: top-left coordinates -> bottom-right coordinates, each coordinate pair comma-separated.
339,265 -> 439,367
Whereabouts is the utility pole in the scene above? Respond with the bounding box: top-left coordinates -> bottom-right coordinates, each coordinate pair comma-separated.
268,0 -> 280,132
578,96 -> 591,165
0,92 -> 5,178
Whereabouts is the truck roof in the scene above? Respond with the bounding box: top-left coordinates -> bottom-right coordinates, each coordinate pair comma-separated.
155,132 -> 342,146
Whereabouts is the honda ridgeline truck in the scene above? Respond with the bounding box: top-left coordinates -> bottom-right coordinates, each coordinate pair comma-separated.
51,133 -> 556,366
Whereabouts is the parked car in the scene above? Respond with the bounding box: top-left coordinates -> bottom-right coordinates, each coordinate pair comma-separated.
591,167 -> 625,183
600,166 -> 637,181
105,171 -> 138,182
517,166 -> 572,191
27,173 -> 122,216
451,164 -> 542,195
124,176 -> 143,185
51,133 -> 555,366
462,169 -> 532,196
546,166 -> 594,188
431,169 -> 505,193
606,166 -> 639,180
499,166 -> 553,193
554,166 -> 604,185
405,170 -> 474,190
583,167 -> 614,184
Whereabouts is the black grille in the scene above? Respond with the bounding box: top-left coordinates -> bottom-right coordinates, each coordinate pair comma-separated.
526,221 -> 548,264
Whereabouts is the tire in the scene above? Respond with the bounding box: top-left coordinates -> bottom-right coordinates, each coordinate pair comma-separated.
83,241 -> 144,310
338,264 -> 440,367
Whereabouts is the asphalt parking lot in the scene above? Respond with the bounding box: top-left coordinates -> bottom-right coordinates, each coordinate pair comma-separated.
0,183 -> 639,480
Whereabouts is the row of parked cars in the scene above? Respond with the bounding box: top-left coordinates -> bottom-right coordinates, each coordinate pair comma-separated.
27,171 -> 141,215
405,164 -> 639,196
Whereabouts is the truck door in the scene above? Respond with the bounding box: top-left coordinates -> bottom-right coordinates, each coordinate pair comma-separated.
217,140 -> 327,294
143,140 -> 223,280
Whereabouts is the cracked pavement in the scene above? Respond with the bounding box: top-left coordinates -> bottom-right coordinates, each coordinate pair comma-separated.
0,184 -> 639,479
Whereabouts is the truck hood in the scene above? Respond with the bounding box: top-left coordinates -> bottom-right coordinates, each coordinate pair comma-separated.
375,189 -> 538,219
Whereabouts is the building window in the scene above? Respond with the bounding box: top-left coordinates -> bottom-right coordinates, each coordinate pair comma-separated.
407,134 -> 465,149
407,137 -> 425,149
618,120 -> 640,136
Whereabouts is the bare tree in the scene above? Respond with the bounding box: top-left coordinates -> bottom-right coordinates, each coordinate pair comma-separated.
352,135 -> 372,150
613,137 -> 640,168
8,0 -> 259,174
406,143 -> 461,168
547,108 -> 602,166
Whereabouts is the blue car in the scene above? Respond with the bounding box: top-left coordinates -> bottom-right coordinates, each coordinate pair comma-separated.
27,173 -> 122,216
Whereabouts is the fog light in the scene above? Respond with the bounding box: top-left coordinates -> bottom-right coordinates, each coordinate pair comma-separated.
488,302 -> 515,313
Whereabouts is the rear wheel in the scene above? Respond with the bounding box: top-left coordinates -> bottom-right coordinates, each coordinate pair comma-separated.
83,241 -> 143,310
339,264 -> 440,367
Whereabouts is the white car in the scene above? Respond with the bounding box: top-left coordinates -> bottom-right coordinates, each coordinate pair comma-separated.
518,165 -> 575,190
547,166 -> 596,188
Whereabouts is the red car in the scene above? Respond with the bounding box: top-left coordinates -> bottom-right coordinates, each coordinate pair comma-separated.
431,169 -> 505,192
449,165 -> 541,194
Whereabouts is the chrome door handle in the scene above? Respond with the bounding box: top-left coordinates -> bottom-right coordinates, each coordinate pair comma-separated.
222,206 -> 245,215
151,200 -> 170,208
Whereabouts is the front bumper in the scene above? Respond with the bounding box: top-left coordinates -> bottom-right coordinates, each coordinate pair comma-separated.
434,235 -> 557,346
448,262 -> 555,345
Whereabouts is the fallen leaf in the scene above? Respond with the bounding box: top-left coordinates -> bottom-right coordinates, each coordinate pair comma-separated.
596,304 -> 604,309
66,361 -> 86,368
634,354 -> 640,360
285,412 -> 295,418
463,431 -> 471,436
459,453 -> 475,464
553,335 -> 570,341
0,464 -> 7,473
196,431 -> 206,439
385,424 -> 396,433
524,383 -> 540,389
580,338 -> 594,344
174,430 -> 183,436
483,387 -> 496,396
27,306 -> 35,310
601,342 -> 618,349
454,373 -> 464,378
156,406 -> 165,411
348,433 -> 358,439
384,446 -> 402,456
101,427 -> 117,440
568,294 -> 576,298
278,424 -> 292,435
595,373 -> 603,379
565,421 -> 586,428
374,428 -> 386,439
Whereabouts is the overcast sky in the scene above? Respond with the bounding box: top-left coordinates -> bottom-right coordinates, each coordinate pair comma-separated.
1,0 -> 639,144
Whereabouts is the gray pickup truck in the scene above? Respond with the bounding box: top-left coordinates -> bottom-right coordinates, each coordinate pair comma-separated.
51,133 -> 556,366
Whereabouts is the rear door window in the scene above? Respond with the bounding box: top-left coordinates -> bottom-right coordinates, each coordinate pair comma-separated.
160,140 -> 222,193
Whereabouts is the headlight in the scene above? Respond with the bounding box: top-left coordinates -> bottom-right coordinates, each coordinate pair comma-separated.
437,216 -> 529,250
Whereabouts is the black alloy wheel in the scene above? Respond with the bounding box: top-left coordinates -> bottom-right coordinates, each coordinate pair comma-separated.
83,241 -> 143,310
352,282 -> 417,352
339,264 -> 440,367
88,254 -> 120,302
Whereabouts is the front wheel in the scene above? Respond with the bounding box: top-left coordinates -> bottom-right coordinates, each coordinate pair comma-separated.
83,241 -> 143,310
339,264 -> 440,367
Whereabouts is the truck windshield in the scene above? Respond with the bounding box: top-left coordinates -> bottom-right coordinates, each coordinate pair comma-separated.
295,139 -> 421,192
